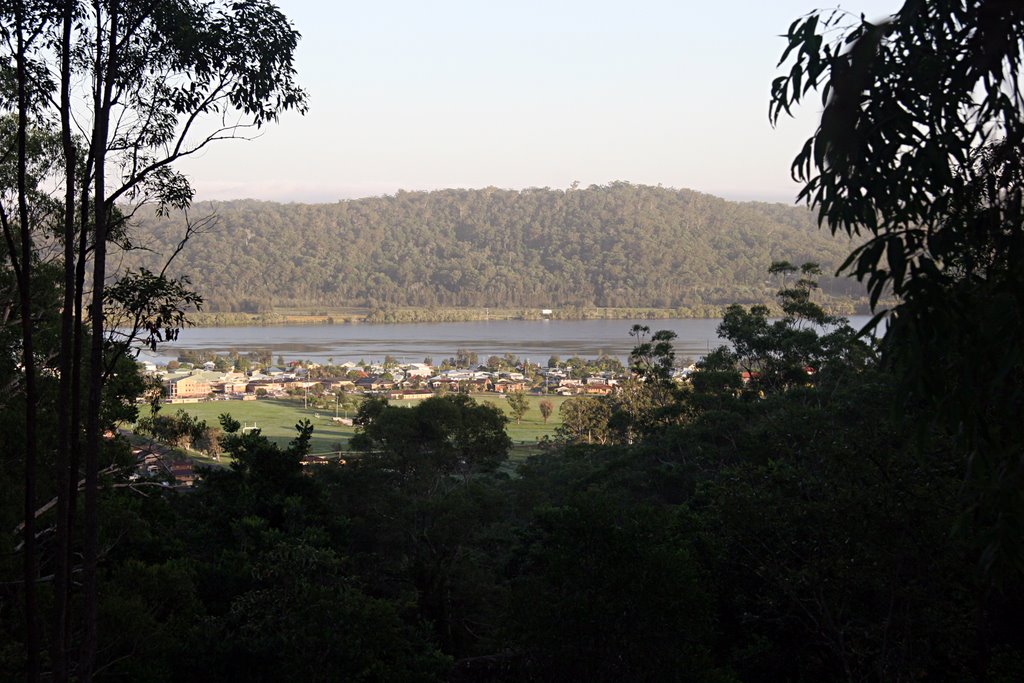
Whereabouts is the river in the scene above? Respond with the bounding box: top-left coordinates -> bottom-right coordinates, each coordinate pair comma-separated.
141,316 -> 875,367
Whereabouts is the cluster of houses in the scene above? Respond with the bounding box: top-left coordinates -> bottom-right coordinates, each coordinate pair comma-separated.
158,364 -> 324,402
144,358 -> 670,404
129,443 -> 195,488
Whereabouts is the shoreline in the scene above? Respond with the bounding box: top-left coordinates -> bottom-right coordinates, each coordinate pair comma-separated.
186,300 -> 867,329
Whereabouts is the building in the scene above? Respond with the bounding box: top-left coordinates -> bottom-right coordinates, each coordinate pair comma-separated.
354,376 -> 396,393
170,461 -> 195,487
165,374 -> 211,399
493,379 -> 527,393
402,363 -> 435,378
387,389 -> 435,400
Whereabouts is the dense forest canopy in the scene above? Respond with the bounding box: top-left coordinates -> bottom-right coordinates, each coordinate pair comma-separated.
120,183 -> 866,313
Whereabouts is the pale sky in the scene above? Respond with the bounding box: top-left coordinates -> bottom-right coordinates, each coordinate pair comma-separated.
177,0 -> 899,204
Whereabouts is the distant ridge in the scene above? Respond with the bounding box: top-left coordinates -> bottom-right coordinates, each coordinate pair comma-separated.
121,183 -> 865,314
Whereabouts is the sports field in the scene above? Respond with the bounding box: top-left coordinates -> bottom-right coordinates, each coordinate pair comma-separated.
159,398 -> 355,454
162,393 -> 569,456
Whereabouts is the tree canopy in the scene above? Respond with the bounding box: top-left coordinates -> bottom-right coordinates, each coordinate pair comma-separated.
121,184 -> 867,314
1,1 -> 306,678
771,0 -> 1024,583
351,394 -> 511,481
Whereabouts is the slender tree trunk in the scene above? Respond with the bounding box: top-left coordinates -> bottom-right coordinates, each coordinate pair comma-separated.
72,154 -> 92,497
13,3 -> 40,680
52,1 -> 77,679
68,142 -> 94,636
63,162 -> 90,676
81,3 -> 119,678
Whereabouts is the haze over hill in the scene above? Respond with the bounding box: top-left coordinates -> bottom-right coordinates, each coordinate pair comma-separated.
122,183 -> 866,316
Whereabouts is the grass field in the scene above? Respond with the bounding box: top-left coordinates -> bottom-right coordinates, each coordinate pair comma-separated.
161,393 -> 569,457
473,394 -> 568,444
160,399 -> 356,454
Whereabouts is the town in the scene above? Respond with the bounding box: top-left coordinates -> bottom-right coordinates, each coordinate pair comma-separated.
151,349 -> 697,404
129,347 -> 699,486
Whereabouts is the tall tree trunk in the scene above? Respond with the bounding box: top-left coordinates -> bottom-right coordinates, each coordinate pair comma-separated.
69,135 -> 95,637
64,154 -> 91,674
13,3 -> 40,680
81,2 -> 119,678
52,1 -> 77,679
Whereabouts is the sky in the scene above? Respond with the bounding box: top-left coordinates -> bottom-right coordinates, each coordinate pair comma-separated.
177,0 -> 900,205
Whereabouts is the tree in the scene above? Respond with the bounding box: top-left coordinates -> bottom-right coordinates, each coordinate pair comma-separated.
628,325 -> 677,386
289,419 -> 314,459
556,397 -> 611,445
702,262 -> 871,396
0,2 -> 306,677
351,394 -> 511,482
506,390 -> 529,425
565,355 -> 588,378
0,108 -> 61,679
454,348 -> 478,369
510,495 -> 719,681
539,399 -> 554,424
606,379 -> 665,445
771,1 -> 1024,581
195,426 -> 224,460
689,369 -> 978,681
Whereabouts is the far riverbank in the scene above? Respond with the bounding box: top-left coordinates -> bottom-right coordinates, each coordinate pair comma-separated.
141,316 -> 876,369
188,300 -> 867,328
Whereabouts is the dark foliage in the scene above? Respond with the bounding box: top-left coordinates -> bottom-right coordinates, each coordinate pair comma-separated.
771,0 -> 1024,584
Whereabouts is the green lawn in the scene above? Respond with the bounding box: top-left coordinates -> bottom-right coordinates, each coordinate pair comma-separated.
162,398 -> 356,454
161,393 -> 568,457
466,393 -> 568,444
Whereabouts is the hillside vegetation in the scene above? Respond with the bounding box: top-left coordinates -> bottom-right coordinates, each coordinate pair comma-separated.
120,183 -> 865,315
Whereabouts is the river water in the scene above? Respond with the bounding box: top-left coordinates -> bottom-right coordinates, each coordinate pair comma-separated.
141,316 -> 874,366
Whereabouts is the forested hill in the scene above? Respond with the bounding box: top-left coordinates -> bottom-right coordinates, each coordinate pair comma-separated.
121,183 -> 865,314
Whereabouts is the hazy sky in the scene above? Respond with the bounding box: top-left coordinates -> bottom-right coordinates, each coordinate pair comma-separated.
177,0 -> 899,204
